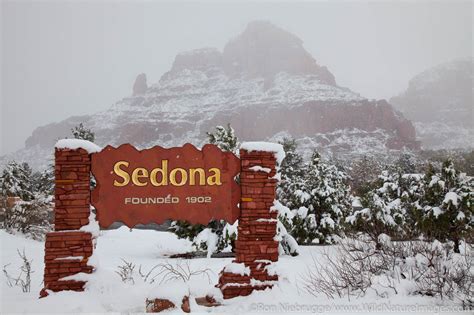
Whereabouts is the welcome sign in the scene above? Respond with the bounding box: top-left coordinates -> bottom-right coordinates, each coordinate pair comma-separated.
91,143 -> 241,227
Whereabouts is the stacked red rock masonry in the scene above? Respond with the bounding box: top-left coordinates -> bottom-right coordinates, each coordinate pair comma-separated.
40,148 -> 95,297
217,149 -> 279,299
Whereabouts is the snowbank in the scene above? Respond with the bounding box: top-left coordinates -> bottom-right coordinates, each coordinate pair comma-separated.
55,139 -> 102,153
80,211 -> 100,238
194,228 -> 218,258
240,141 -> 285,165
0,229 -> 461,313
223,262 -> 250,276
147,281 -> 190,306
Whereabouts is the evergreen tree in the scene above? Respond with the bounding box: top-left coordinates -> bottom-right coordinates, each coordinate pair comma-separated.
393,152 -> 420,174
420,160 -> 473,252
277,149 -> 351,244
206,124 -> 238,153
34,165 -> 55,196
299,152 -> 352,244
349,155 -> 384,195
346,170 -> 411,246
1,161 -> 53,239
0,161 -> 34,201
398,173 -> 425,239
71,123 -> 95,142
277,137 -> 305,210
346,159 -> 473,252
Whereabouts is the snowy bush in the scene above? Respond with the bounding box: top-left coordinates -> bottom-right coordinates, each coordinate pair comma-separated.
272,201 -> 300,256
287,207 -> 318,245
419,160 -> 473,253
115,259 -> 212,286
302,235 -> 472,308
2,193 -> 52,241
410,240 -> 472,306
346,159 -> 473,251
1,160 -> 53,240
193,228 -> 219,258
275,221 -> 299,256
345,170 -> 421,245
169,219 -> 237,256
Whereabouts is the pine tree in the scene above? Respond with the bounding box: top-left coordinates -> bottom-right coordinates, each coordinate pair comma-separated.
1,161 -> 34,201
34,165 -> 55,196
71,123 -> 95,142
206,124 -> 238,153
277,138 -> 305,210
346,159 -> 473,252
300,151 -> 352,244
398,173 -> 425,239
349,155 -> 384,195
346,170 -> 409,246
393,152 -> 420,174
420,159 -> 473,253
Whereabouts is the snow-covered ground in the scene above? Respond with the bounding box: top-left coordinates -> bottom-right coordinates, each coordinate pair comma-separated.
0,228 -> 464,314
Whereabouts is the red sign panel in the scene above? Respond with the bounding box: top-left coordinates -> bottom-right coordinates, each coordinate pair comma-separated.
91,143 -> 241,228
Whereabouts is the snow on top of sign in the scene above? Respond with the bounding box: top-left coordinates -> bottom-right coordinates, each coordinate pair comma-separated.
55,139 -> 102,153
240,141 -> 285,165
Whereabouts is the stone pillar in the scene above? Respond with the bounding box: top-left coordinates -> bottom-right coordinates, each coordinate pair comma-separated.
217,149 -> 279,299
40,148 -> 95,297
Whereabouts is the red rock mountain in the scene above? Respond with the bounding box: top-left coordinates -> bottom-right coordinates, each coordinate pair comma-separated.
3,21 -> 419,169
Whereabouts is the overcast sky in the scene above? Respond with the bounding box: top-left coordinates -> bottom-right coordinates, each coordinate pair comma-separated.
1,0 -> 472,156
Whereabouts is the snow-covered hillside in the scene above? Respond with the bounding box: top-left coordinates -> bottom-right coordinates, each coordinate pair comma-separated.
391,58 -> 473,150
2,21 -> 419,170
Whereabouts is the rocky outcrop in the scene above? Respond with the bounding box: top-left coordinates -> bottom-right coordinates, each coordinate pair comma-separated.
2,21 -> 419,170
391,58 -> 473,149
170,48 -> 222,73
133,73 -> 148,96
222,21 -> 335,84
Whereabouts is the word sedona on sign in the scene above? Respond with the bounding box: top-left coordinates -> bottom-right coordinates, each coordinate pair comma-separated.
112,160 -> 222,187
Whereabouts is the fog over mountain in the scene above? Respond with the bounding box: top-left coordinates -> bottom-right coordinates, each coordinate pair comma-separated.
391,58 -> 473,150
1,21 -> 421,170
2,1 -> 472,159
